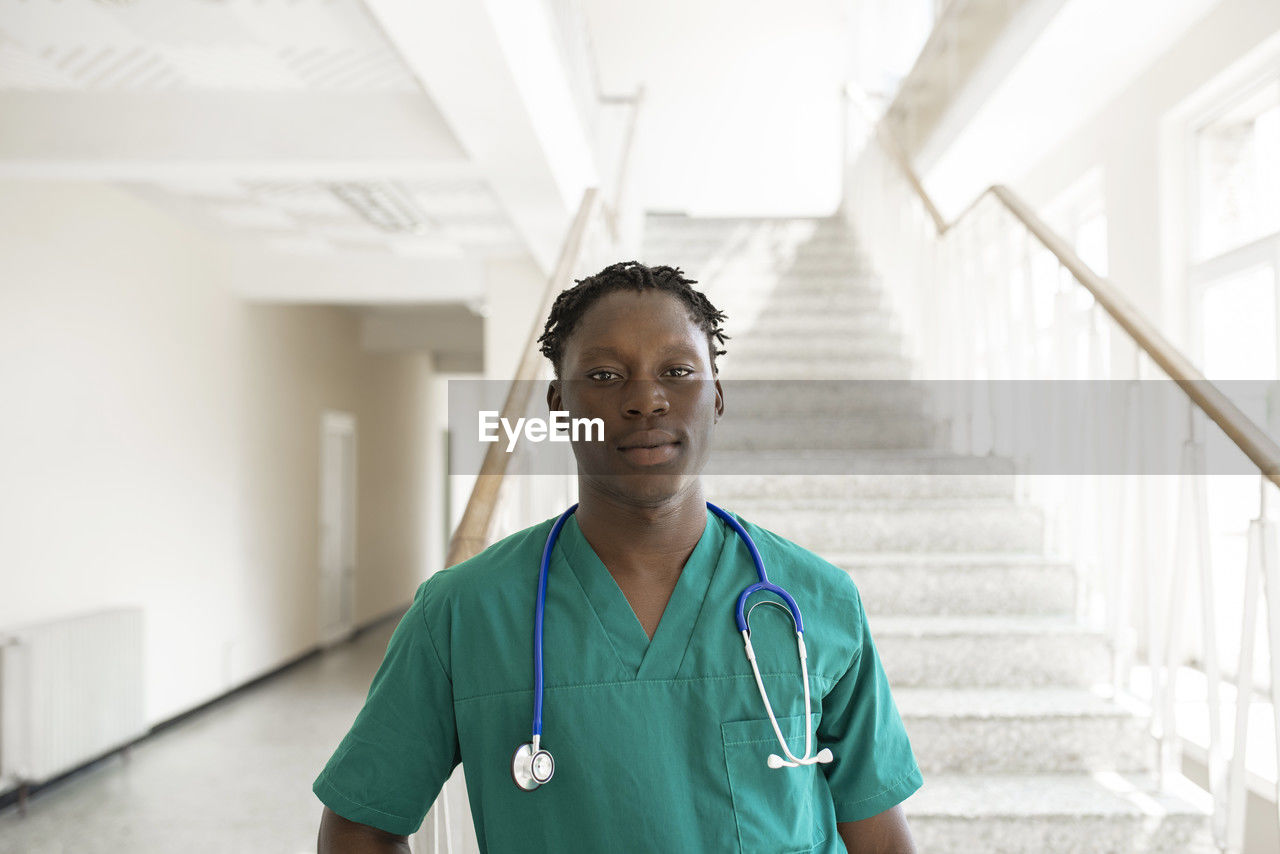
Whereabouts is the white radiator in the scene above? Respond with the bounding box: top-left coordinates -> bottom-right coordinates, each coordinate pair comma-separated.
0,608 -> 146,788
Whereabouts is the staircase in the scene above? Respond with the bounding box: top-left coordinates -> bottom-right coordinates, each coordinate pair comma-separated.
642,215 -> 1216,853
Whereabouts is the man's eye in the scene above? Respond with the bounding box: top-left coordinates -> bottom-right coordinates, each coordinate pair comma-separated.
588,370 -> 620,381
667,367 -> 694,377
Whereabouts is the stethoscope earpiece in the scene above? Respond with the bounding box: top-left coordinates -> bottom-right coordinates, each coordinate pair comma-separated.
768,747 -> 834,769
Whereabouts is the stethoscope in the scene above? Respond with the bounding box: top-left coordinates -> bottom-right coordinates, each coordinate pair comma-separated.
511,500 -> 834,791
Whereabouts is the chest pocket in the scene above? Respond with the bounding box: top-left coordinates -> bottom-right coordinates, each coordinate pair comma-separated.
721,713 -> 831,854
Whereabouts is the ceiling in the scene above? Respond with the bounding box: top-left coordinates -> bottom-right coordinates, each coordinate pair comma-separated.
0,0 -> 419,92
0,0 -> 926,315
0,0 -> 525,262
0,0 -> 865,253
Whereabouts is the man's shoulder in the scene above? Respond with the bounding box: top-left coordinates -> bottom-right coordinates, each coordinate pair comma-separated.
725,509 -> 862,605
417,515 -> 556,610
723,509 -> 870,669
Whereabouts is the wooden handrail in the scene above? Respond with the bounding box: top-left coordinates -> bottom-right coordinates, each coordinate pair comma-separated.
444,186 -> 600,568
994,186 -> 1280,486
854,102 -> 1280,486
444,90 -> 644,568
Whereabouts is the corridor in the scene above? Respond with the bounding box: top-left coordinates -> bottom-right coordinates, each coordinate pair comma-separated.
0,615 -> 401,854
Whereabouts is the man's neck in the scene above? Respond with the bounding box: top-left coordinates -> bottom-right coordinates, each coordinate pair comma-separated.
573,482 -> 708,582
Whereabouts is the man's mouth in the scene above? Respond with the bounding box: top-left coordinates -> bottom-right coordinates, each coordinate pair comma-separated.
616,431 -> 682,466
618,442 -> 680,466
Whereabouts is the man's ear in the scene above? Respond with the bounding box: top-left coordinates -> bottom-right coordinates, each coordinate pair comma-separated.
713,377 -> 724,422
547,378 -> 562,413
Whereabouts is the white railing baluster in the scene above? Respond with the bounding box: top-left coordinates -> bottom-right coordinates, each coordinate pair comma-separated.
442,777 -> 455,854
1109,380 -> 1137,695
1227,484 -> 1268,853
1263,485 -> 1280,844
432,790 -> 441,852
1159,430 -> 1193,784
1160,405 -> 1223,802
1118,361 -> 1143,695
1190,415 -> 1226,848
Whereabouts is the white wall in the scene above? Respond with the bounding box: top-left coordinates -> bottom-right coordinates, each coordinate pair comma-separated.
582,0 -> 848,216
483,256 -> 549,383
0,181 -> 439,724
850,0 -> 937,100
1009,0 -> 1280,351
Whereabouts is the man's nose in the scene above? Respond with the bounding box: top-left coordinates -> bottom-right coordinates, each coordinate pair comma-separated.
623,379 -> 669,416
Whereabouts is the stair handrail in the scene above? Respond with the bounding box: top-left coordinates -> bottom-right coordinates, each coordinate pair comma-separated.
445,89 -> 644,568
854,98 -> 1280,489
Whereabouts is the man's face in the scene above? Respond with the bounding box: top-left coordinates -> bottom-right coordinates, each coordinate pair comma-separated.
547,289 -> 724,507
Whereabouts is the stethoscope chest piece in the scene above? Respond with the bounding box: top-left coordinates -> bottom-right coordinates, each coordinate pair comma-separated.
511,741 -> 555,791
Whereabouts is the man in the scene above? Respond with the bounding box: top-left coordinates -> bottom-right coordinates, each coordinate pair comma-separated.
314,261 -> 922,852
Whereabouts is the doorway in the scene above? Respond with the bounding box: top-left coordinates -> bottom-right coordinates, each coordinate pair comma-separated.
319,410 -> 357,647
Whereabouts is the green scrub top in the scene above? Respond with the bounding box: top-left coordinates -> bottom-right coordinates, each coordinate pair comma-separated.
312,506 -> 922,853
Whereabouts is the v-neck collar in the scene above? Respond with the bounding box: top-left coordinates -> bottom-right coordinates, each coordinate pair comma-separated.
557,506 -> 727,679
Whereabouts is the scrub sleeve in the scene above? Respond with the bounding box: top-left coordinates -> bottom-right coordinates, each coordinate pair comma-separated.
312,579 -> 458,836
817,582 -> 923,822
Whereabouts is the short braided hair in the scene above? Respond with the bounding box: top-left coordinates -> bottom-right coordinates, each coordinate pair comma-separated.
538,260 -> 729,378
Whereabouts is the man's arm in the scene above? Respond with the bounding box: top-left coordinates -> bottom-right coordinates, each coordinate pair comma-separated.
836,804 -> 918,854
317,806 -> 411,854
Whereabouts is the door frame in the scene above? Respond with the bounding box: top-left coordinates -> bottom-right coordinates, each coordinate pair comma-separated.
319,409 -> 357,647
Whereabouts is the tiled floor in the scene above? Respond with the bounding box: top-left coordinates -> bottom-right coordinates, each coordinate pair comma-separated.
0,614 -> 400,854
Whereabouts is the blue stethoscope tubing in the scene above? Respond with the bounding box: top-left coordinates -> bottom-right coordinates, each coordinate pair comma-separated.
511,499 -> 833,791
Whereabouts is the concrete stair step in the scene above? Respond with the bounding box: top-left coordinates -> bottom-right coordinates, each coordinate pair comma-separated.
745,311 -> 899,337
723,344 -> 908,362
643,216 -> 862,251
728,288 -> 885,309
724,341 -> 906,359
873,616 -> 1109,688
719,356 -> 914,381
714,281 -> 884,304
834,552 -> 1075,617
725,346 -> 908,372
719,382 -> 930,416
754,301 -> 892,324
706,473 -> 1015,501
787,245 -> 868,262
776,261 -> 874,277
641,254 -> 724,272
897,688 -> 1152,774
793,225 -> 859,241
791,235 -> 864,253
705,449 -> 1016,476
786,238 -> 863,253
776,265 -> 877,282
903,772 -> 1214,854
715,414 -> 938,450
732,323 -> 901,348
726,498 -> 1043,552
728,346 -> 906,366
641,237 -> 739,249
643,217 -> 749,236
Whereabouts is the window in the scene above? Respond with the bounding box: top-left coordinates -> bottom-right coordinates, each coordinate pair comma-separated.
1180,63 -> 1280,707
1193,78 -> 1280,261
